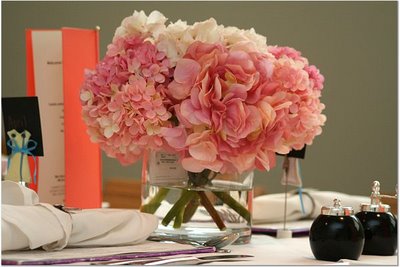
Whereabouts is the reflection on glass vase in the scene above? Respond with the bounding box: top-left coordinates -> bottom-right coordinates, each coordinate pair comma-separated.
141,150 -> 254,244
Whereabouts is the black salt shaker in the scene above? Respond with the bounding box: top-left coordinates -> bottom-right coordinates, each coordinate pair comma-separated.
356,181 -> 397,256
309,198 -> 365,262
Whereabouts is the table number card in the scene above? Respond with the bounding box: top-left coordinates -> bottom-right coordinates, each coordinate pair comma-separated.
281,147 -> 306,187
2,96 -> 44,183
2,97 -> 44,156
26,28 -> 102,208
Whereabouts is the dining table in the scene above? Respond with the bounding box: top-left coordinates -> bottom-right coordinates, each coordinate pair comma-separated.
2,220 -> 397,265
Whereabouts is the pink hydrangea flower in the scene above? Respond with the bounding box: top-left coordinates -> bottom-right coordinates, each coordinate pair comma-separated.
80,36 -> 174,165
267,46 -> 326,151
305,65 -> 325,91
267,45 -> 304,62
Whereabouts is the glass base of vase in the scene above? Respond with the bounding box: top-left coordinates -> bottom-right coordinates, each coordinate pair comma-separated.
149,222 -> 252,245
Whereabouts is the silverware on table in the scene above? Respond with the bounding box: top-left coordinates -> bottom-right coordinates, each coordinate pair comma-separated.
92,254 -> 253,265
145,254 -> 253,265
147,232 -> 240,253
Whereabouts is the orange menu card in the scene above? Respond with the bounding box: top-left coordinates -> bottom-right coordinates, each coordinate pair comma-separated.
26,28 -> 102,208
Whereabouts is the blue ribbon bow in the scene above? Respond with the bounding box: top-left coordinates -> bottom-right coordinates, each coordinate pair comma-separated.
7,137 -> 37,185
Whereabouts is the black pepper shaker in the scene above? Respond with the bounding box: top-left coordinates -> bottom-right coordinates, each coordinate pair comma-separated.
309,198 -> 365,262
355,181 -> 397,256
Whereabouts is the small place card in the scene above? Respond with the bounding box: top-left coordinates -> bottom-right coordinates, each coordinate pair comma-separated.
280,147 -> 306,187
277,146 -> 306,159
281,157 -> 302,187
287,146 -> 306,159
2,96 -> 44,156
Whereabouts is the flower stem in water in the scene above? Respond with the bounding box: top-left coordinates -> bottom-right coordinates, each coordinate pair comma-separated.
183,195 -> 200,223
198,191 -> 226,231
213,191 -> 251,223
140,187 -> 170,214
161,190 -> 196,227
173,203 -> 185,228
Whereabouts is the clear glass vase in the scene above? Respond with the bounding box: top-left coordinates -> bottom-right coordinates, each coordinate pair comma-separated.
141,150 -> 254,244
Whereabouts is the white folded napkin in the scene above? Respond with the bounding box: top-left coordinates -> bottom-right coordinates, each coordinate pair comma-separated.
68,208 -> 157,247
2,203 -> 72,251
1,181 -> 158,251
253,189 -> 370,224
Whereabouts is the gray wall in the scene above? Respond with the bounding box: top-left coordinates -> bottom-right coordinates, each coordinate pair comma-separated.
2,1 -> 397,196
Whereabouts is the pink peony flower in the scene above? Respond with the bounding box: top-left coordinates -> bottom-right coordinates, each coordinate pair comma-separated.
165,41 -> 288,174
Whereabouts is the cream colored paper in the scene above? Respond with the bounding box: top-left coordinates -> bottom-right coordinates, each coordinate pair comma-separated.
4,130 -> 32,183
31,30 -> 65,204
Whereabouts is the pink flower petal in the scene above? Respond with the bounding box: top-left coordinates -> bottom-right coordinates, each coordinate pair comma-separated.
180,100 -> 203,125
189,141 -> 217,161
168,81 -> 191,100
174,58 -> 200,84
182,157 -> 223,173
161,127 -> 187,149
181,157 -> 206,173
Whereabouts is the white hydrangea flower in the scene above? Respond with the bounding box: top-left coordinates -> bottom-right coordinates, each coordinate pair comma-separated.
80,90 -> 93,104
113,10 -> 168,42
190,18 -> 223,44
222,26 -> 268,53
157,20 -> 190,66
112,10 -> 269,65
167,19 -> 189,36
157,18 -> 225,66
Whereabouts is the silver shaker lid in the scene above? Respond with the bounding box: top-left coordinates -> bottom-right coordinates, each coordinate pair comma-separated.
321,198 -> 354,216
360,181 -> 391,212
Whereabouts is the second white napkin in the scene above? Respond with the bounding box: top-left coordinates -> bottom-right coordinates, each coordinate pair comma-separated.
253,189 -> 370,223
1,181 -> 158,252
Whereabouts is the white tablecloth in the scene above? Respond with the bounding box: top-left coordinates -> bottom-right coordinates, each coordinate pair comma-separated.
2,219 -> 397,265
220,235 -> 397,265
217,220 -> 397,265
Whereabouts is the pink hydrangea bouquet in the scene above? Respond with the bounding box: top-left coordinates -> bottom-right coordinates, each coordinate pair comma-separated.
80,10 -> 325,231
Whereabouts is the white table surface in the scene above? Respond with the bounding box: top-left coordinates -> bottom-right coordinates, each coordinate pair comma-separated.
213,220 -> 398,265
2,220 -> 397,265
218,234 -> 397,265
